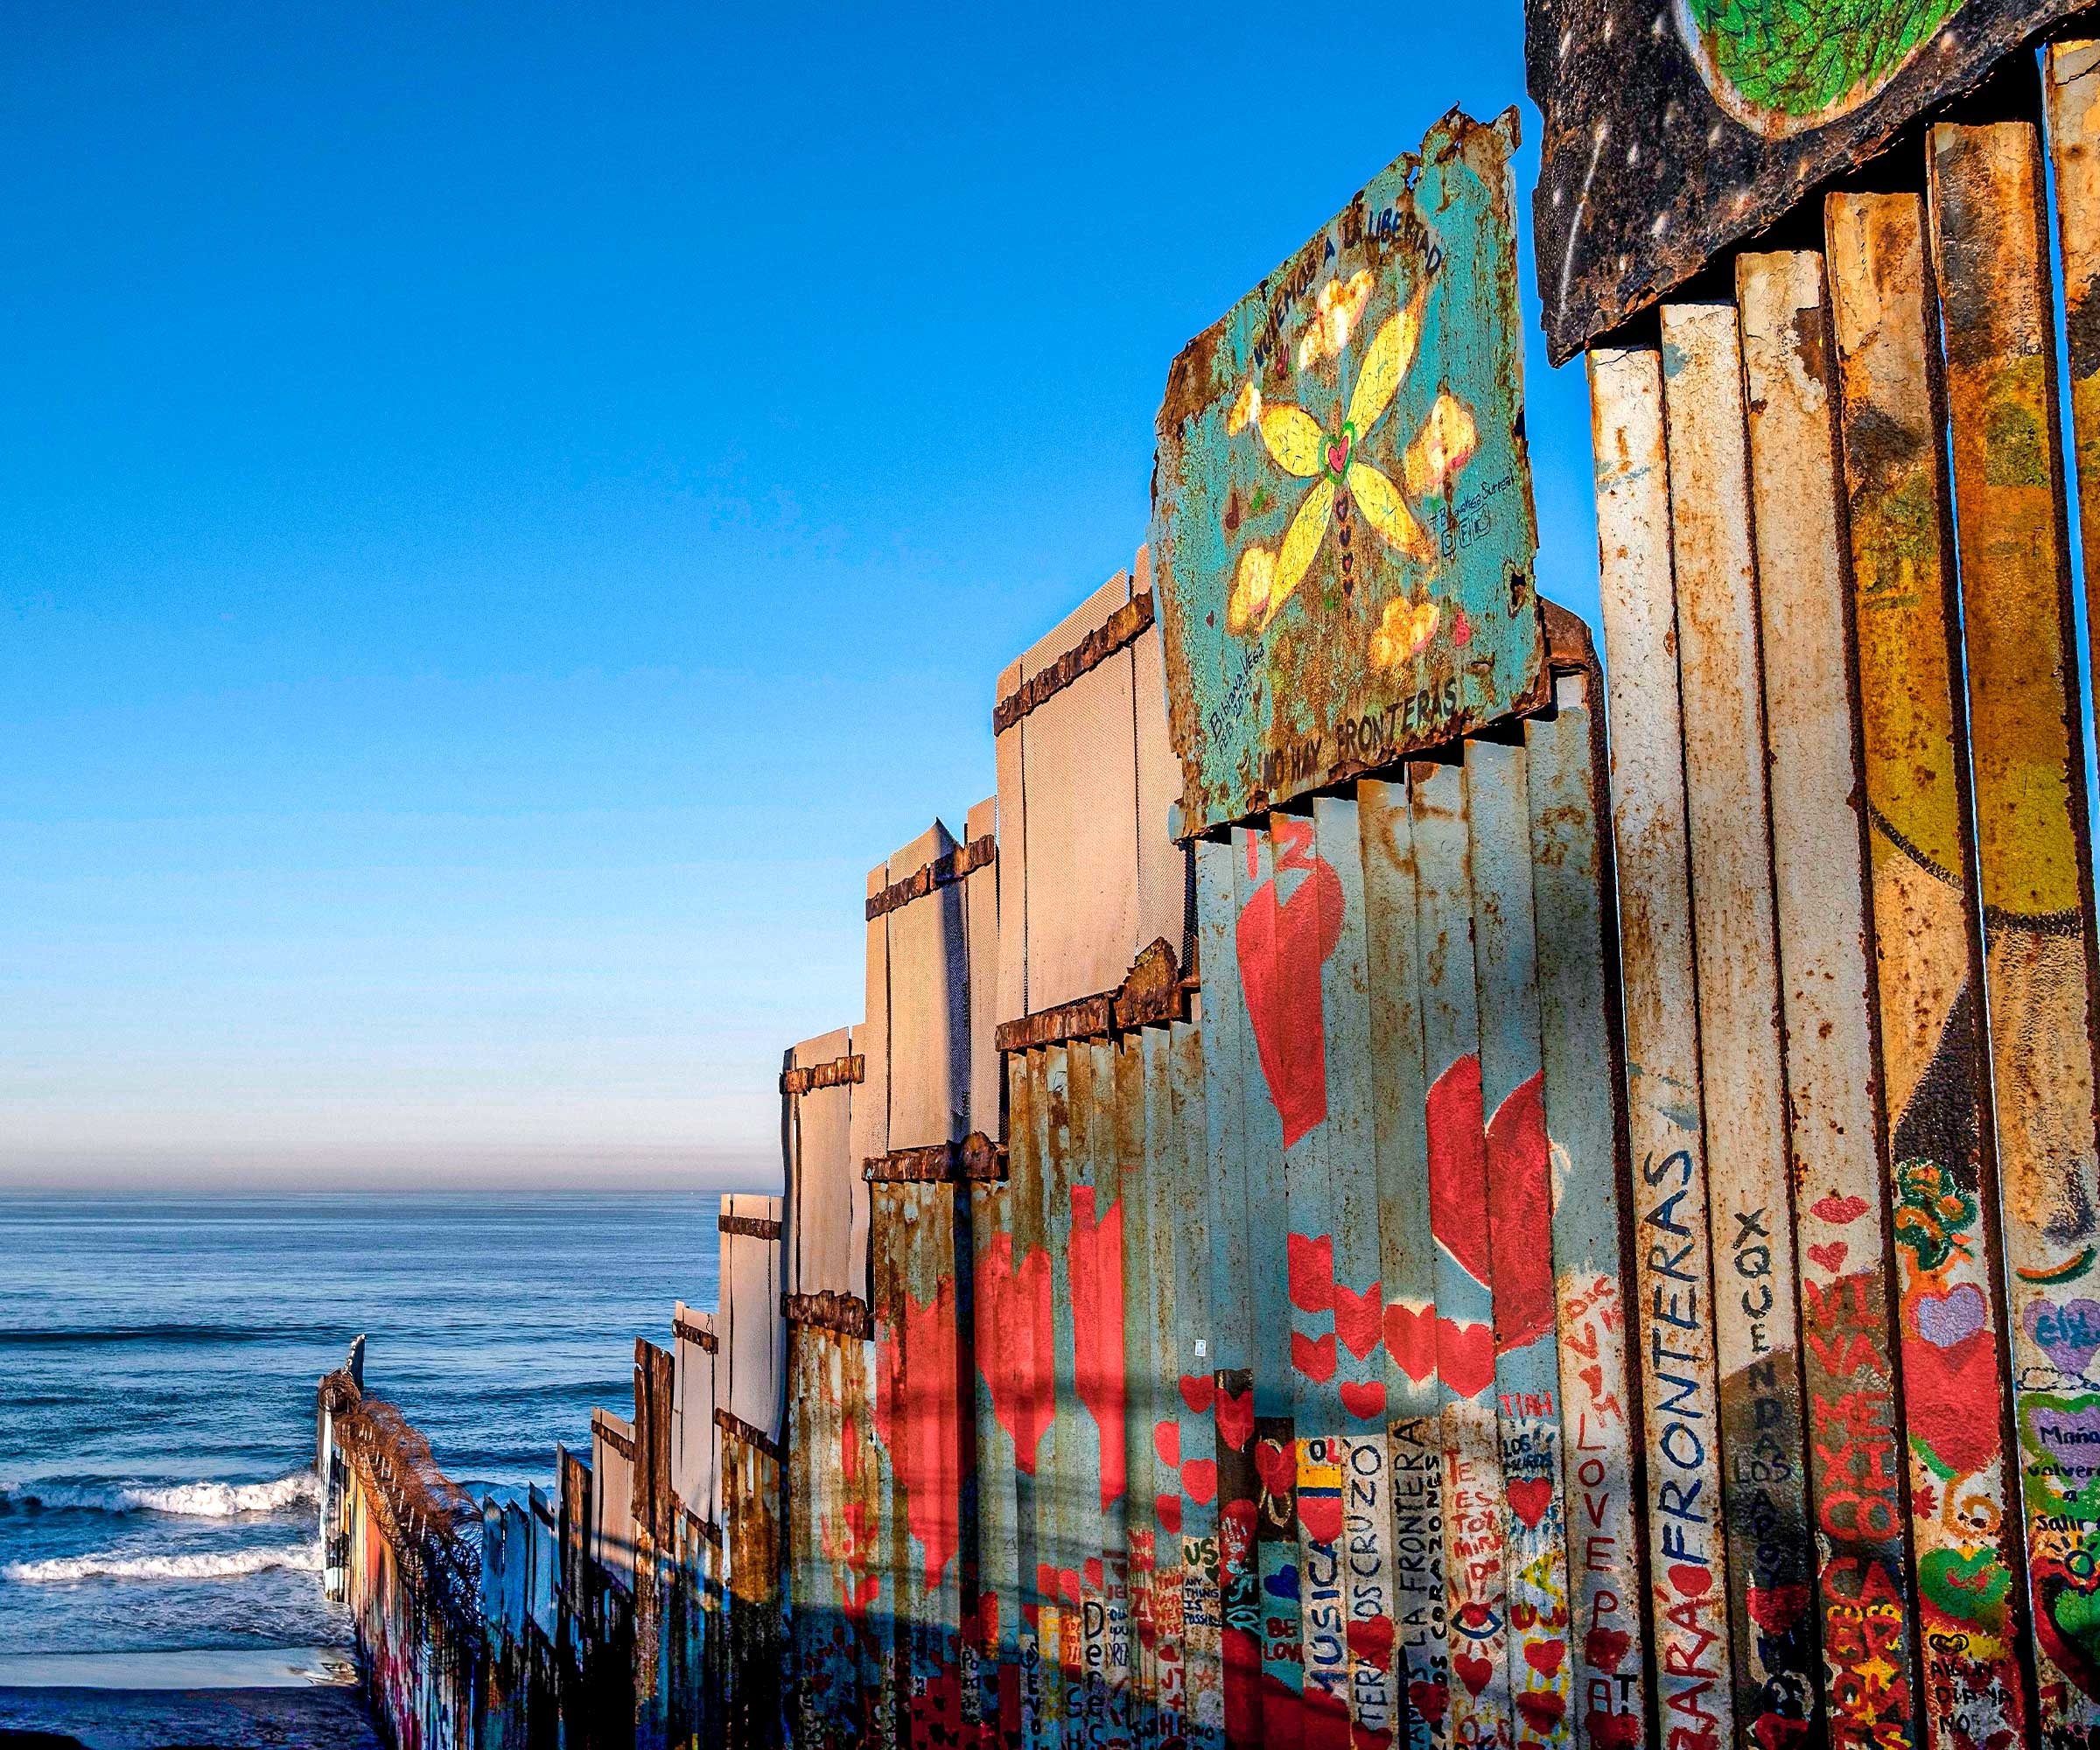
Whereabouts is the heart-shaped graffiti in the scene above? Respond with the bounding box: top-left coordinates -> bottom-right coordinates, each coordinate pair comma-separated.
1292,1329 -> 1338,1383
1506,1477 -> 1555,1530
1236,818 -> 1342,1149
1427,1054 -> 1491,1289
1453,1652 -> 1494,1697
1383,1300 -> 1438,1382
1746,1581 -> 1810,1635
1288,1231 -> 1335,1312
1215,1389 -> 1254,1452
1348,1614 -> 1396,1670
1180,1459 -> 1217,1505
1339,1379 -> 1387,1423
1522,1636 -> 1566,1678
1333,1278 -> 1382,1360
1486,1071 -> 1556,1352
976,1233 -> 1055,1474
1438,1318 -> 1497,1402
1156,1494 -> 1184,1536
1298,1493 -> 1344,1546
1179,1372 -> 1215,1415
1154,1419 -> 1180,1469
2026,1297 -> 2100,1378
1516,1691 -> 1567,1734
1255,1438 -> 1295,1497
1913,1282 -> 1988,1349
1811,1194 -> 1870,1226
1806,1241 -> 1849,1276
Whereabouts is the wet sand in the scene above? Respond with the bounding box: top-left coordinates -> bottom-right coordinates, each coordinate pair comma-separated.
0,1680 -> 381,1749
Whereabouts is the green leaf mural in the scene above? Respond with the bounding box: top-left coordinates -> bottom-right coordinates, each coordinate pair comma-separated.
1676,0 -> 1967,133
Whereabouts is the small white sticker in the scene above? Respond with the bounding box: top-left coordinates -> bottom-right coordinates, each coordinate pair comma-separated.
1194,1340 -> 1208,1358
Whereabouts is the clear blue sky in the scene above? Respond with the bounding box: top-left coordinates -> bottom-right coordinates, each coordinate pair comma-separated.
0,3 -> 1599,1189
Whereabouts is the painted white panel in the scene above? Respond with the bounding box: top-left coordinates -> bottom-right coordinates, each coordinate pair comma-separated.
671,1303 -> 720,1524
591,1411 -> 636,1589
724,1193 -> 785,1441
1130,546 -> 1188,965
848,863 -> 891,1171
886,821 -> 970,1150
963,795 -> 1001,1133
787,1026 -> 861,1300
994,661 -> 1028,1026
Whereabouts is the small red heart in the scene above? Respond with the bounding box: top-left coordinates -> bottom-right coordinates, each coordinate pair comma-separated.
1333,1278 -> 1382,1359
1348,1614 -> 1396,1669
1326,438 -> 1349,475
1516,1691 -> 1566,1733
1589,1709 -> 1642,1749
1523,1637 -> 1566,1678
1584,1623 -> 1631,1672
1807,1241 -> 1848,1275
1668,1563 -> 1712,1598
1298,1494 -> 1343,1545
1811,1194 -> 1870,1226
1180,1459 -> 1217,1504
1339,1379 -> 1387,1422
1507,1478 -> 1554,1530
1293,1329 -> 1338,1382
1383,1301 -> 1437,1381
1179,1373 -> 1215,1415
1746,1582 -> 1810,1635
1453,1652 -> 1494,1697
1083,1558 -> 1102,1594
1035,1563 -> 1059,1601
1409,1680 -> 1448,1726
1156,1493 -> 1183,1535
1255,1438 -> 1295,1496
1752,1718 -> 1811,1750
1215,1390 -> 1254,1452
1154,1419 -> 1180,1469
1061,1567 -> 1083,1606
1438,1317 -> 1498,1401
1289,1232 -> 1336,1312
1452,606 -> 1473,648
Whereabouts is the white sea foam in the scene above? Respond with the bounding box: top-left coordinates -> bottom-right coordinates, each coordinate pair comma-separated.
3,1541 -> 324,1584
0,1471 -> 319,1518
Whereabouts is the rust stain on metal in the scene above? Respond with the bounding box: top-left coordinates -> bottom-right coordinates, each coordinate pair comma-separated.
2049,40 -> 2100,784
781,1054 -> 866,1096
861,1132 -> 1008,1184
991,592 -> 1156,736
864,837 -> 998,923
716,1406 -> 786,1465
782,1290 -> 874,1339
718,1212 -> 784,1242
991,938 -> 1188,1056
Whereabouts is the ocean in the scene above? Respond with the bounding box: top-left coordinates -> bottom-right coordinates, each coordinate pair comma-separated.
0,1192 -> 724,1670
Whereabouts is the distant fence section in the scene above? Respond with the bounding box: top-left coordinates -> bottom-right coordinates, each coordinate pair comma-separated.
320,28 -> 2100,1750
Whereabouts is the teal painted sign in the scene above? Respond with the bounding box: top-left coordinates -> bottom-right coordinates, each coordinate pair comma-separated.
1150,107 -> 1544,840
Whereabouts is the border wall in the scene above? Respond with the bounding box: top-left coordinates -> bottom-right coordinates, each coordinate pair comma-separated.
319,15 -> 2100,1749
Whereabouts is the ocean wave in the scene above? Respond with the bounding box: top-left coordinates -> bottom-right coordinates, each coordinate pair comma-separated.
0,1471 -> 319,1518
0,1322 -> 347,1348
3,1541 -> 324,1584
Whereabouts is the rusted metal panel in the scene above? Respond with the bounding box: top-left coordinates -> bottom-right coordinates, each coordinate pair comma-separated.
966,795 -> 1003,1144
1932,117 -> 2100,1743
1587,342 -> 1737,1750
1409,753 -> 1512,1748
1523,662 -> 1648,1750
1526,0 -> 2080,362
1740,247 -> 1925,1750
872,1178 -> 974,1746
1356,774 -> 1452,1750
788,1025 -> 870,1308
1229,822 -> 1311,1742
970,1164 -> 1026,1748
788,1321 -> 869,1750
1464,732 -> 1577,1746
1656,297 -> 1822,1744
1152,108 -> 1546,839
723,1425 -> 788,1748
1193,835 -> 1263,1748
2049,39 -> 2100,776
1119,1032 -> 1169,1736
1311,791 -> 1403,1748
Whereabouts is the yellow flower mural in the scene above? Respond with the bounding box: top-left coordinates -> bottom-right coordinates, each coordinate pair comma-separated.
1226,276 -> 1480,641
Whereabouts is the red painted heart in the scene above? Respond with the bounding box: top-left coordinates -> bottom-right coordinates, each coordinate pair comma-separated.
1255,1438 -> 1295,1497
1154,1419 -> 1180,1469
1326,435 -> 1351,476
1289,1232 -> 1336,1312
1215,1389 -> 1254,1452
1811,1194 -> 1870,1226
1293,1329 -> 1338,1383
1668,1563 -> 1712,1598
1438,1318 -> 1497,1401
1584,1623 -> 1631,1672
1156,1493 -> 1183,1535
1339,1379 -> 1387,1422
1180,1459 -> 1217,1505
1453,1652 -> 1494,1698
1348,1614 -> 1396,1669
1408,1680 -> 1449,1726
1507,1477 -> 1554,1530
1236,817 -> 1343,1149
1426,1054 -> 1491,1286
1746,1582 -> 1811,1636
1516,1691 -> 1567,1733
1083,1558 -> 1102,1594
1333,1278 -> 1382,1359
1523,1636 -> 1566,1678
1179,1373 -> 1215,1415
1383,1301 -> 1438,1382
1807,1241 -> 1849,1276
1298,1494 -> 1343,1545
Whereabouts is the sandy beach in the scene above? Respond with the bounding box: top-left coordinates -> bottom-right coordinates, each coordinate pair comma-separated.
0,1649 -> 379,1750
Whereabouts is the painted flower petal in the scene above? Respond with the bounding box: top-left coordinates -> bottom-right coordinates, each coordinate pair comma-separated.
1346,461 -> 1431,560
1348,281 -> 1430,435
1402,391 -> 1480,499
1258,404 -> 1326,479
1228,545 -> 1278,636
1272,478 -> 1336,612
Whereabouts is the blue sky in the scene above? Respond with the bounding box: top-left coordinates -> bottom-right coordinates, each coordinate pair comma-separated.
0,4 -> 1598,1188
